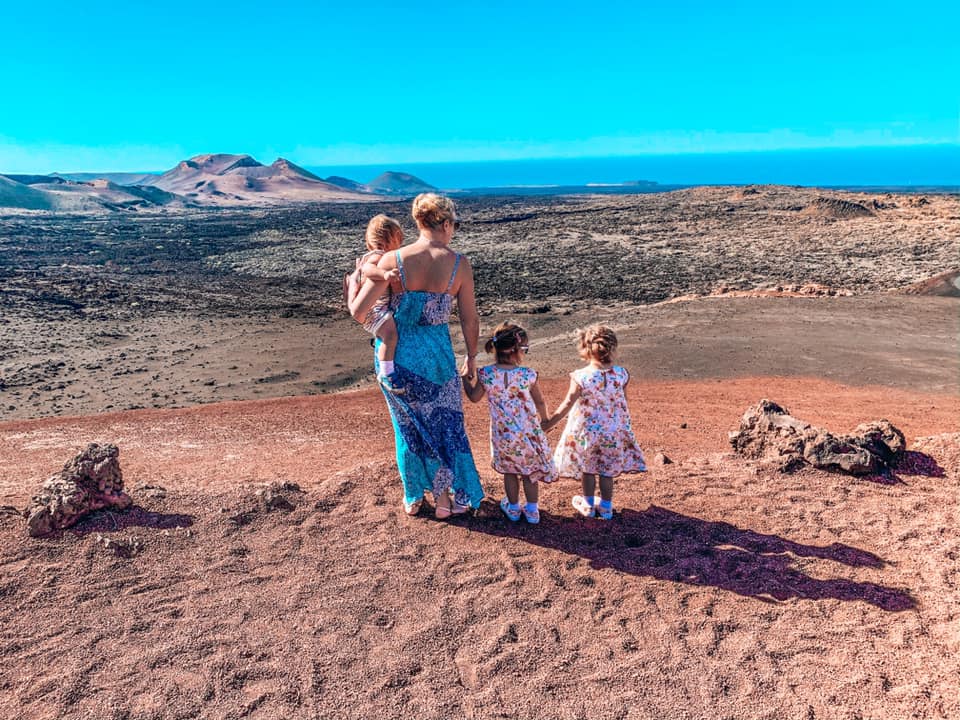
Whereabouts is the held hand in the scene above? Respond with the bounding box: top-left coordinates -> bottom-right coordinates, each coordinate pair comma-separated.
383,268 -> 400,282
465,355 -> 477,379
459,357 -> 473,378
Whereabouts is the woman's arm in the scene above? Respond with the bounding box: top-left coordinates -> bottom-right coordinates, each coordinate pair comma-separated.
460,360 -> 486,402
542,376 -> 581,431
454,256 -> 480,378
348,276 -> 387,320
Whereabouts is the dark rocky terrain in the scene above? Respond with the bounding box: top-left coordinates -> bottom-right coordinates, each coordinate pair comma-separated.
1,185 -> 957,420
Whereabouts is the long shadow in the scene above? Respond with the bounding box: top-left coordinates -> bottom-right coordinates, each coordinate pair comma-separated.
70,505 -> 194,534
459,502 -> 915,611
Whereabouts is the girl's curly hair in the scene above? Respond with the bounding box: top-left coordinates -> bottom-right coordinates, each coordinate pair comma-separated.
577,324 -> 618,364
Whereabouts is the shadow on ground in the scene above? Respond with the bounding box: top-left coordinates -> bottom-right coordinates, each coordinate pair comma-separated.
70,506 -> 194,533
457,502 -> 915,611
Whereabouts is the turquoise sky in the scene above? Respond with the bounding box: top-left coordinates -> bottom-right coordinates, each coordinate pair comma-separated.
1,0 -> 958,172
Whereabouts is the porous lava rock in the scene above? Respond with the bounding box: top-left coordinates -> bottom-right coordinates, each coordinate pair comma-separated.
25,443 -> 131,537
729,400 -> 905,475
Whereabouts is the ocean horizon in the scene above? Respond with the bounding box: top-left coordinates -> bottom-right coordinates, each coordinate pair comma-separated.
307,144 -> 960,193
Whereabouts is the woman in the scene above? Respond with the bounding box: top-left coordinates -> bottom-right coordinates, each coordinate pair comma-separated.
351,193 -> 485,518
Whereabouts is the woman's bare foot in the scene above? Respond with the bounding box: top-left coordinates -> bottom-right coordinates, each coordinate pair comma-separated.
434,491 -> 469,519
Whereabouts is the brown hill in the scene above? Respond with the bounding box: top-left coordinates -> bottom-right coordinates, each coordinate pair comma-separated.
0,174 -> 56,210
365,170 -> 436,195
0,175 -> 179,212
57,172 -> 158,186
801,196 -> 875,219
145,153 -> 371,205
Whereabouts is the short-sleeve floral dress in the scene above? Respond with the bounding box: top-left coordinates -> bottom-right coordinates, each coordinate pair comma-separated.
554,365 -> 647,478
477,365 -> 557,483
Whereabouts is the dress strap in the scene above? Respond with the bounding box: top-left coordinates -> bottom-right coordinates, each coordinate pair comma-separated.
445,253 -> 462,293
395,250 -> 407,291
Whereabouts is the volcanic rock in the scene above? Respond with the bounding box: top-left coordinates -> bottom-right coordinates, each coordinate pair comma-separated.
24,443 -> 131,537
729,400 -> 905,474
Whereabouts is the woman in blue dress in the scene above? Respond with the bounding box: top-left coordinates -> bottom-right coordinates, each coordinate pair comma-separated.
351,193 -> 485,518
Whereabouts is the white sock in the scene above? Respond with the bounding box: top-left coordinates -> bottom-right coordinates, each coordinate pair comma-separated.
378,360 -> 394,378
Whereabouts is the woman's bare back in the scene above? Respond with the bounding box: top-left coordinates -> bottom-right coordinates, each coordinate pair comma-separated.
380,244 -> 468,295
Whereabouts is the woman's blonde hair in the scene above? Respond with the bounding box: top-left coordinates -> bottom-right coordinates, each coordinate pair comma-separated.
484,321 -> 528,363
365,214 -> 403,252
578,325 -> 618,364
412,193 -> 457,229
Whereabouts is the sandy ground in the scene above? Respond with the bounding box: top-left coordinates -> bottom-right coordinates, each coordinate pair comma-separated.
1,294 -> 958,720
1,294 -> 957,420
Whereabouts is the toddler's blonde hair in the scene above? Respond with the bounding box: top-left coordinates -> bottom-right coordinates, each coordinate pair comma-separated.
578,325 -> 618,364
365,214 -> 403,252
412,193 -> 457,229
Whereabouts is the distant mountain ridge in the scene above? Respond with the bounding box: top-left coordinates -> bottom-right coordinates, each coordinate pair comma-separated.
0,153 -> 437,212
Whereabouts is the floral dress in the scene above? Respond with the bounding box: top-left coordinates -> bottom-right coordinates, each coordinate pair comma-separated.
376,252 -> 485,509
477,365 -> 557,483
554,365 -> 647,478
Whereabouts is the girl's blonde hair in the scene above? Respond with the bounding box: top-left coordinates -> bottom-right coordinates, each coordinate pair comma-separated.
484,321 -> 528,364
578,325 -> 618,364
412,192 -> 457,229
365,214 -> 403,252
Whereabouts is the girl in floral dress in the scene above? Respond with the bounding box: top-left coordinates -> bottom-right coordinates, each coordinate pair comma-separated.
543,325 -> 646,520
462,322 -> 557,524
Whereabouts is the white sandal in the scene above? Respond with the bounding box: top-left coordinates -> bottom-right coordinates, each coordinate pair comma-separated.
500,497 -> 521,522
572,495 -> 595,518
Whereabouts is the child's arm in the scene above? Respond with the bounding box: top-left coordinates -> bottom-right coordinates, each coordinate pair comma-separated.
460,359 -> 485,402
360,255 -> 400,284
541,376 -> 581,431
529,375 -> 550,424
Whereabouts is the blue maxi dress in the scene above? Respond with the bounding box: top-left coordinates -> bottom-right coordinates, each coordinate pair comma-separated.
376,251 -> 485,509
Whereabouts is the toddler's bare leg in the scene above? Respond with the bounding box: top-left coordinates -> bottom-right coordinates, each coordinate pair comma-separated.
521,476 -> 539,504
598,475 -> 614,503
503,474 -> 520,505
377,317 -> 398,363
581,473 -> 597,500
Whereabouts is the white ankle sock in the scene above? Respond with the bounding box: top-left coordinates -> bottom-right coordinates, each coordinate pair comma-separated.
379,360 -> 394,378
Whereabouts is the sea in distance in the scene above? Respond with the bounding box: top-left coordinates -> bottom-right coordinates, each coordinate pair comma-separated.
308,144 -> 960,196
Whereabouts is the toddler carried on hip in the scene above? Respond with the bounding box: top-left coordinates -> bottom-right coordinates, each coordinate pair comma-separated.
345,214 -> 403,391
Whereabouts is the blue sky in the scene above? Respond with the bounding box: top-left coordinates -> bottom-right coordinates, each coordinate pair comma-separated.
1,0 -> 957,172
